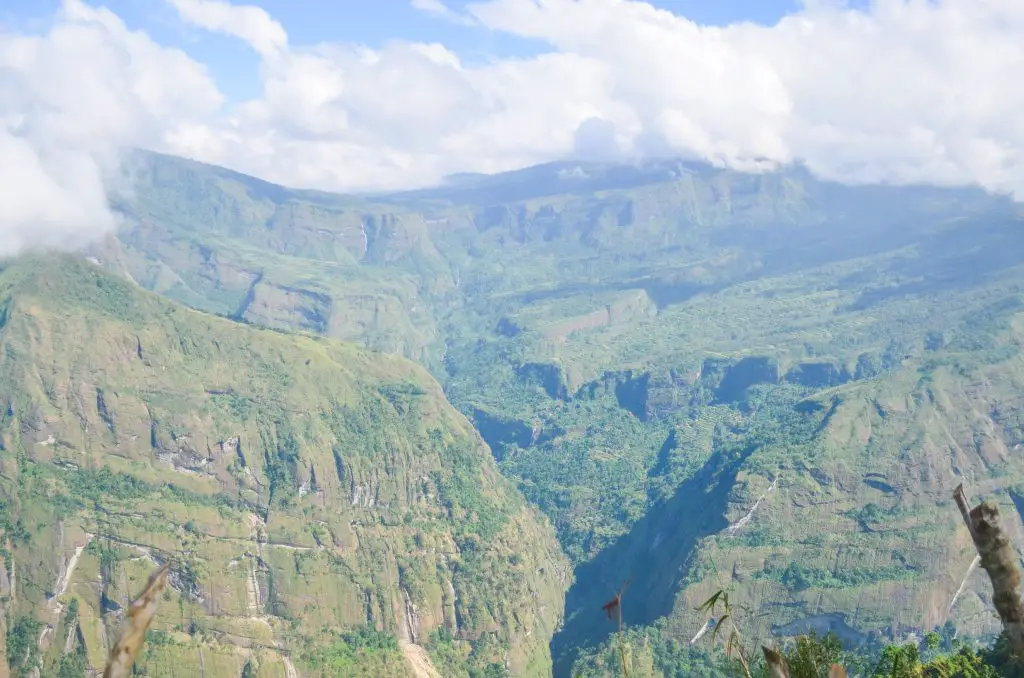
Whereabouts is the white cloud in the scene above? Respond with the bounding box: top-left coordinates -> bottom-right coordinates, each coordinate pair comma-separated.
410,0 -> 477,26
0,0 -> 221,258
466,0 -> 1024,189
167,0 -> 287,58
161,0 -> 1024,197
4,0 -> 1024,258
411,0 -> 450,13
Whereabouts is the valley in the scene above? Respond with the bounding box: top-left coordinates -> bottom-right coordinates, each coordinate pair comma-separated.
2,151 -> 1023,676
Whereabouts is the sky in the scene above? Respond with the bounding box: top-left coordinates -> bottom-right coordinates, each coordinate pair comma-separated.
0,0 -> 1021,255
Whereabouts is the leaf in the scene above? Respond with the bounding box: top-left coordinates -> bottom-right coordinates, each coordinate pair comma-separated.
712,614 -> 730,644
727,630 -> 743,660
697,589 -> 724,614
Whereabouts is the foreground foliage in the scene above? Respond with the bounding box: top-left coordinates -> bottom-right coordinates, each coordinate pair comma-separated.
571,628 -> 1012,678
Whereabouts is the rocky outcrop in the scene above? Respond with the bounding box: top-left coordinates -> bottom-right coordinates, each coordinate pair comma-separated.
715,356 -> 781,403
784,361 -> 852,389
575,370 -> 652,420
240,281 -> 332,335
516,362 -> 569,400
471,408 -> 535,459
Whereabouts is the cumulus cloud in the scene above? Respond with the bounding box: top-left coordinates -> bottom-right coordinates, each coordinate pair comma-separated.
410,0 -> 477,26
167,0 -> 287,58
572,117 -> 626,161
4,0 -> 1024,259
467,0 -> 1024,189
0,0 -> 221,257
159,0 -> 1024,197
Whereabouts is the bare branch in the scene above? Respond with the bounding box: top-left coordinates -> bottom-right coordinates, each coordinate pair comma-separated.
762,645 -> 790,678
103,563 -> 170,678
954,483 -> 976,540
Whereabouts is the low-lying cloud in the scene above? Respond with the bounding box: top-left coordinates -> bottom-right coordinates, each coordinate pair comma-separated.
0,0 -> 220,258
168,0 -> 1024,198
2,0 -> 1023,257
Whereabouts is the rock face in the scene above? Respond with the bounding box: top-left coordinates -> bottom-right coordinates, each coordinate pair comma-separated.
0,258 -> 567,677
106,151 -> 449,367
515,362 -> 569,401
714,357 -> 782,403
784,361 -> 851,389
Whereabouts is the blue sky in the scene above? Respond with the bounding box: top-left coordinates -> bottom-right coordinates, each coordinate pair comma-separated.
3,0 -> 1019,253
3,0 -> 823,101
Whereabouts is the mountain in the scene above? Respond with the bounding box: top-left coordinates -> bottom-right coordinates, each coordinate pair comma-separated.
10,149 -> 1024,676
104,152 -> 453,367
0,256 -> 568,677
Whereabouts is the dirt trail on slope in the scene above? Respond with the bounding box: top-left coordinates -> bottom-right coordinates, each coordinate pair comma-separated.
401,641 -> 442,678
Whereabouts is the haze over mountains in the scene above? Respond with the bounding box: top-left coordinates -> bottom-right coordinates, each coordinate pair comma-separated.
3,1 -> 1024,675
5,0 -> 1024,257
1,145 -> 1022,676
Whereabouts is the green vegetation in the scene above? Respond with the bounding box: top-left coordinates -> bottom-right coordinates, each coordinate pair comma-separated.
2,151 -> 1024,675
6,615 -> 41,675
0,256 -> 566,676
303,627 -> 409,677
571,625 -> 1009,677
426,627 -> 510,678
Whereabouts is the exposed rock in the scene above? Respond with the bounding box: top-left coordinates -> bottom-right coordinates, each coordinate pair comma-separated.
715,356 -> 781,403
784,361 -> 852,389
471,408 -> 535,459
574,369 -> 651,420
516,362 -> 568,400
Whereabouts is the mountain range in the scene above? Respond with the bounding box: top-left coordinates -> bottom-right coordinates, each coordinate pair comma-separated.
2,149 -> 1023,676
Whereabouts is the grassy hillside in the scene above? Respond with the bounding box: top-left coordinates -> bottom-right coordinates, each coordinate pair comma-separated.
104,151 -> 451,367
84,151 -> 1024,675
0,256 -> 568,677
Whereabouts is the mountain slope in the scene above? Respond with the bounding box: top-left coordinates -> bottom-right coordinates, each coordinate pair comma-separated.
561,294 -> 1024,675
0,256 -> 568,677
86,151 -> 1024,674
105,151 -> 451,366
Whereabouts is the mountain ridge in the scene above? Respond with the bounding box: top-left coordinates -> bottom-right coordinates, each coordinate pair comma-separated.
4,148 -> 1024,676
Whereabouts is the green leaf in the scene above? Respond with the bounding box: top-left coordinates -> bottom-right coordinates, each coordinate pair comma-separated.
697,589 -> 724,614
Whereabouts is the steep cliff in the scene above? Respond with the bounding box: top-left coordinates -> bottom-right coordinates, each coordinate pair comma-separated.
0,256 -> 567,677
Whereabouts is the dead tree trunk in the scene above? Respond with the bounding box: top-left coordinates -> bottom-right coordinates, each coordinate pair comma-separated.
762,646 -> 790,678
954,484 -> 1024,660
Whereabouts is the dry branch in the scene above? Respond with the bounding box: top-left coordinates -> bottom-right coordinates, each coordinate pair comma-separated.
954,484 -> 976,540
762,646 -> 790,678
103,563 -> 170,678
